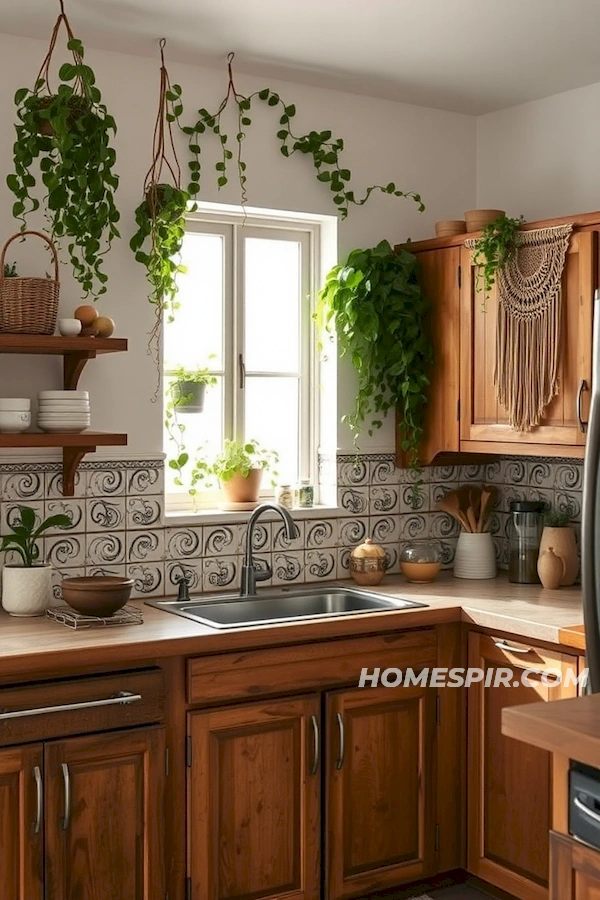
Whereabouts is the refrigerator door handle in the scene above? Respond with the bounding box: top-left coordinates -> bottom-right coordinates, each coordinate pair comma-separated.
582,289 -> 600,692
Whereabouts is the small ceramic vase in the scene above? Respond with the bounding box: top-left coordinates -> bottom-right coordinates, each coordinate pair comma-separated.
539,526 -> 579,586
350,538 -> 386,587
537,546 -> 564,590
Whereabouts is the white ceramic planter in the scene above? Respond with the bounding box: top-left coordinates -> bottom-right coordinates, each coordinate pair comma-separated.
454,532 -> 497,580
2,565 -> 52,616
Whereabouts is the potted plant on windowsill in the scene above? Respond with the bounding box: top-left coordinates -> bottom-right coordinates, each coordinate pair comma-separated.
0,505 -> 71,616
189,439 -> 279,506
539,510 -> 579,586
170,365 -> 217,413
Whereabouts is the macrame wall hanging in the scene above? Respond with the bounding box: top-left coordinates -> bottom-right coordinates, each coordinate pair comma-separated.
466,224 -> 573,432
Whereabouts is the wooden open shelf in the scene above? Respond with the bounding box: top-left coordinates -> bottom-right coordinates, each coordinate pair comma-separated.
0,335 -> 128,390
0,432 -> 127,496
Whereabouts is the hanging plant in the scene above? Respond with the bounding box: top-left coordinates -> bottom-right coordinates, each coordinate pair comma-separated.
181,53 -> 425,217
471,213 -> 525,298
130,39 -> 190,372
7,0 -> 119,299
316,240 -> 433,466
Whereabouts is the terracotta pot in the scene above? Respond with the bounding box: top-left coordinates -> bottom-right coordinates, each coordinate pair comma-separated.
539,526 -> 579,586
537,547 -> 564,590
2,564 -> 52,616
221,469 -> 263,503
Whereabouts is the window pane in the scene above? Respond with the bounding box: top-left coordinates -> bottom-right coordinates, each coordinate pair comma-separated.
244,237 -> 301,373
164,232 -> 224,371
244,376 -> 299,484
164,375 -> 223,494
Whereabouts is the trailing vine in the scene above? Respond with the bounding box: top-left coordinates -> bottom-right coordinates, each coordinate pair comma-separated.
181,53 -> 425,217
129,39 -> 190,375
316,239 -> 433,466
7,0 -> 119,298
472,213 -> 525,298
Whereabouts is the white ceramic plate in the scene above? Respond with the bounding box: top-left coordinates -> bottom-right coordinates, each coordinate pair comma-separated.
38,424 -> 88,433
38,406 -> 90,413
38,390 -> 89,400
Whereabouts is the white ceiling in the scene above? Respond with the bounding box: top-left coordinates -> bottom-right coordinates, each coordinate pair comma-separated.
2,0 -> 600,114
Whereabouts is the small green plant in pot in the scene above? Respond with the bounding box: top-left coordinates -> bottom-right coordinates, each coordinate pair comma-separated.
0,505 -> 71,616
190,440 -> 279,505
471,213 -> 525,301
170,365 -> 217,413
539,508 -> 579,587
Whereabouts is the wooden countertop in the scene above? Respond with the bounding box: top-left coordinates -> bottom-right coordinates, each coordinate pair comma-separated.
503,693 -> 600,770
0,573 -> 584,678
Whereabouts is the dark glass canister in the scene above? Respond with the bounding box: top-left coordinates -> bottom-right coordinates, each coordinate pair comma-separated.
508,500 -> 545,584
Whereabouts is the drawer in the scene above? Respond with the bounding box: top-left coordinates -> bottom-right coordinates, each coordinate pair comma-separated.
479,633 -> 579,677
187,629 -> 437,705
0,667 -> 165,746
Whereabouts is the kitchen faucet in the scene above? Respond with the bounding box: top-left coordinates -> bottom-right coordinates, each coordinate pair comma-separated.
240,502 -> 299,597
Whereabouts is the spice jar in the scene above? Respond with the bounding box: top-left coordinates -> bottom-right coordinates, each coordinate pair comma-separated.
508,500 -> 545,584
297,479 -> 314,508
350,537 -> 386,586
275,484 -> 294,509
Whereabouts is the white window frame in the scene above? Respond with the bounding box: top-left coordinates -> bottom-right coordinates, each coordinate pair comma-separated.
164,206 -> 321,513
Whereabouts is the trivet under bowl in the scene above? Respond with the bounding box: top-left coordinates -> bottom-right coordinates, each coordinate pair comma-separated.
46,604 -> 143,629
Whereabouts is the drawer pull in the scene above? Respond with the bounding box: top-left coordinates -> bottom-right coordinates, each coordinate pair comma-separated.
33,765 -> 42,835
0,690 -> 142,721
494,640 -> 533,655
309,715 -> 319,776
574,795 -> 600,827
60,763 -> 70,831
335,712 -> 345,771
578,379 -> 589,433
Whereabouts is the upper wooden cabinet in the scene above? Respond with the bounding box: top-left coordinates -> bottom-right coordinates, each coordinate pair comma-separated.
398,212 -> 600,462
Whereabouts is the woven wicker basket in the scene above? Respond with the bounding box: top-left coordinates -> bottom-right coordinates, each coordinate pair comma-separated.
464,209 -> 505,232
0,231 -> 60,335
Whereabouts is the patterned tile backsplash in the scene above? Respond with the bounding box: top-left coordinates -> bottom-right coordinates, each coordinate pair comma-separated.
0,453 -> 584,601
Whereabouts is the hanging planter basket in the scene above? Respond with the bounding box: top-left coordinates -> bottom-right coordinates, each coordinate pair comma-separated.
173,380 -> 206,413
0,231 -> 60,335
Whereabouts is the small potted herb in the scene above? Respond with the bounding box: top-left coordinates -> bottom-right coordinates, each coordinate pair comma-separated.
170,365 -> 217,413
0,505 -> 71,616
187,439 -> 278,504
539,509 -> 579,586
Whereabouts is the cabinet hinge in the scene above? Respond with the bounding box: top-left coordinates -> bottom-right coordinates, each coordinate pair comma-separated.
165,747 -> 169,777
186,735 -> 192,768
434,823 -> 440,852
185,877 -> 192,900
457,265 -> 462,288
435,694 -> 441,725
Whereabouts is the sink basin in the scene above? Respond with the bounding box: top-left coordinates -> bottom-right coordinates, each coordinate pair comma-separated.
146,586 -> 427,629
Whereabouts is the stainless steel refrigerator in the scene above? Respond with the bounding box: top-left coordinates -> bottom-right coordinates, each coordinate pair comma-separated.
583,289 -> 600,690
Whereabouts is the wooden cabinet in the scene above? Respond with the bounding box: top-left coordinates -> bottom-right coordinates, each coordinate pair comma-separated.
45,727 -> 166,900
187,695 -> 321,900
467,632 -> 579,900
325,683 -> 437,898
550,831 -> 600,899
402,246 -> 461,466
0,745 -> 43,900
460,229 -> 596,456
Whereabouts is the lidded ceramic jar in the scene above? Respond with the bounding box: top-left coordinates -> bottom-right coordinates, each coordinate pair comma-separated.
350,538 -> 386,586
400,540 -> 442,583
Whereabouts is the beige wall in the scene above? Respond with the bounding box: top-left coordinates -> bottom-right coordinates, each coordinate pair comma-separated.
0,32 -> 477,457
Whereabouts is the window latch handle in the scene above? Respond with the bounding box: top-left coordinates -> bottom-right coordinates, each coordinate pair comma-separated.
238,353 -> 246,389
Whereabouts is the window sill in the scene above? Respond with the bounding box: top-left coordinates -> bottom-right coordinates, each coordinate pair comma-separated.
165,505 -> 340,528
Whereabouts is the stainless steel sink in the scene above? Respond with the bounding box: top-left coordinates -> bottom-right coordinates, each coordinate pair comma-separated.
146,586 -> 427,629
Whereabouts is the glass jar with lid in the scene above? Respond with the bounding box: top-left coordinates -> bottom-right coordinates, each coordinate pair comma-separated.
508,500 -> 545,584
400,540 -> 442,583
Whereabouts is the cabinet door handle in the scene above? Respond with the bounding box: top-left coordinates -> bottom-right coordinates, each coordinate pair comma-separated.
0,690 -> 142,721
60,763 -> 71,831
494,639 -> 533,654
335,712 -> 345,771
578,379 -> 589,433
574,795 -> 600,827
309,715 -> 319,776
33,765 -> 42,835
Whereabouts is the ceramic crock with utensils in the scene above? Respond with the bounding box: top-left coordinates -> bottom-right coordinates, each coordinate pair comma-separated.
438,484 -> 498,579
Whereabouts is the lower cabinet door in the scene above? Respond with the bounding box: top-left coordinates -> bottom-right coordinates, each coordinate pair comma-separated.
467,632 -> 579,900
0,744 -> 43,900
550,831 -> 600,898
187,695 -> 321,900
44,726 -> 166,900
325,683 -> 437,899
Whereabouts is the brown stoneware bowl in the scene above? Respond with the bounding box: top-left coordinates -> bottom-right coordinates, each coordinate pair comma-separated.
61,576 -> 134,617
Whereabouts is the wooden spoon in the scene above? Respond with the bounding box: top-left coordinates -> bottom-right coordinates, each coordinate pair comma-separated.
438,494 -> 471,532
478,485 -> 498,532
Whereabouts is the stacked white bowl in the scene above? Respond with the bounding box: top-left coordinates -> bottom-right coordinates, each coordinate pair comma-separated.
38,390 -> 90,434
0,398 -> 31,433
